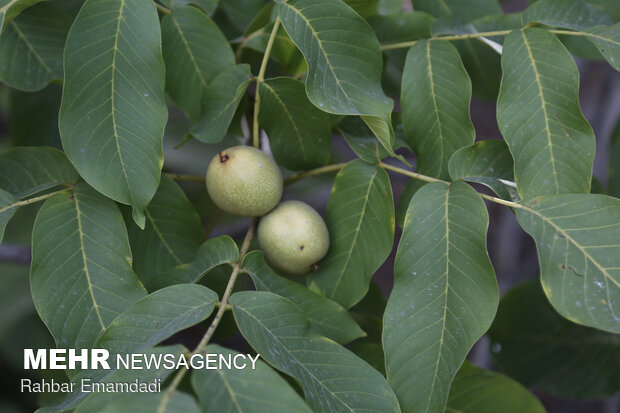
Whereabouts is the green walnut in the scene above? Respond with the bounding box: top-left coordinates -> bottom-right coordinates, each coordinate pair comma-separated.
206,146 -> 282,216
258,201 -> 330,275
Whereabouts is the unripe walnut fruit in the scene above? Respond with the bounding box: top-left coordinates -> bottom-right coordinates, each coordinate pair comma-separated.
206,146 -> 282,217
258,201 -> 330,275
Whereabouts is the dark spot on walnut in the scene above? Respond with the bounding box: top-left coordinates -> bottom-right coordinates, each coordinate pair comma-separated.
299,245 -> 304,251
218,152 -> 230,163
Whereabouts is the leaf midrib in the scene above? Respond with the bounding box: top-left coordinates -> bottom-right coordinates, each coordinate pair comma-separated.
235,305 -> 354,412
260,82 -> 309,162
279,1 -> 357,114
73,190 -> 106,330
520,29 -> 560,194
328,168 -> 378,299
10,19 -> 55,76
170,14 -> 208,89
521,202 -> 620,290
144,208 -> 183,266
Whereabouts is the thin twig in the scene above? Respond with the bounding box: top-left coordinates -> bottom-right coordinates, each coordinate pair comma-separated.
165,173 -> 205,183
157,219 -> 257,412
253,18 -> 281,148
380,28 -> 594,51
155,3 -> 171,15
284,163 -> 347,185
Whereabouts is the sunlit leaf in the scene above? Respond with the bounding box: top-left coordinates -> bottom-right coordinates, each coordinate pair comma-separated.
497,28 -> 595,199
383,181 -> 498,413
243,251 -> 365,344
515,194 -> 620,333
230,291 -> 400,413
489,280 -> 620,399
59,0 -> 168,228
192,344 -> 312,413
401,40 -> 475,179
308,160 -> 394,309
31,183 -> 147,350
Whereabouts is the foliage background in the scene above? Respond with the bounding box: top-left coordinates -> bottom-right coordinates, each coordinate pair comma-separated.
0,0 -> 618,412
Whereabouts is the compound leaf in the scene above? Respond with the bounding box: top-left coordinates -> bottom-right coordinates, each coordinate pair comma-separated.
59,0 -> 168,228
243,251 -> 365,344
401,40 -> 475,179
308,160 -> 394,309
230,291 -> 400,413
383,182 -> 498,413
497,28 -> 595,199
30,182 -> 147,350
192,344 -> 312,413
515,194 -> 620,333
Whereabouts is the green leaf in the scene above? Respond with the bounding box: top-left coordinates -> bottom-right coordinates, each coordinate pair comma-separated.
369,11 -> 434,45
258,77 -> 332,170
0,147 -> 78,199
150,235 -> 239,290
171,0 -> 219,16
59,0 -> 168,228
9,85 -> 62,148
30,182 -> 147,350
0,189 -> 17,243
161,5 -> 235,121
489,280 -> 620,399
243,251 -> 365,344
412,0 -> 502,22
192,344 -> 312,413
307,160 -> 394,309
447,362 -> 546,413
497,28 -> 595,199
192,64 -> 253,143
96,284 -> 217,354
277,0 -> 398,157
383,181 -> 498,413
79,391 -> 199,413
609,118 -> 620,197
448,140 -> 519,201
39,345 -> 185,413
515,194 -> 620,333
0,3 -> 70,91
0,0 -> 45,31
338,116 -> 389,164
230,291 -> 401,413
586,23 -> 620,71
401,40 -> 475,179
126,175 -> 203,289
523,0 -> 613,31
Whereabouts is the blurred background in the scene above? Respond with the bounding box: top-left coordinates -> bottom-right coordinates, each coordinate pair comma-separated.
0,0 -> 618,412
